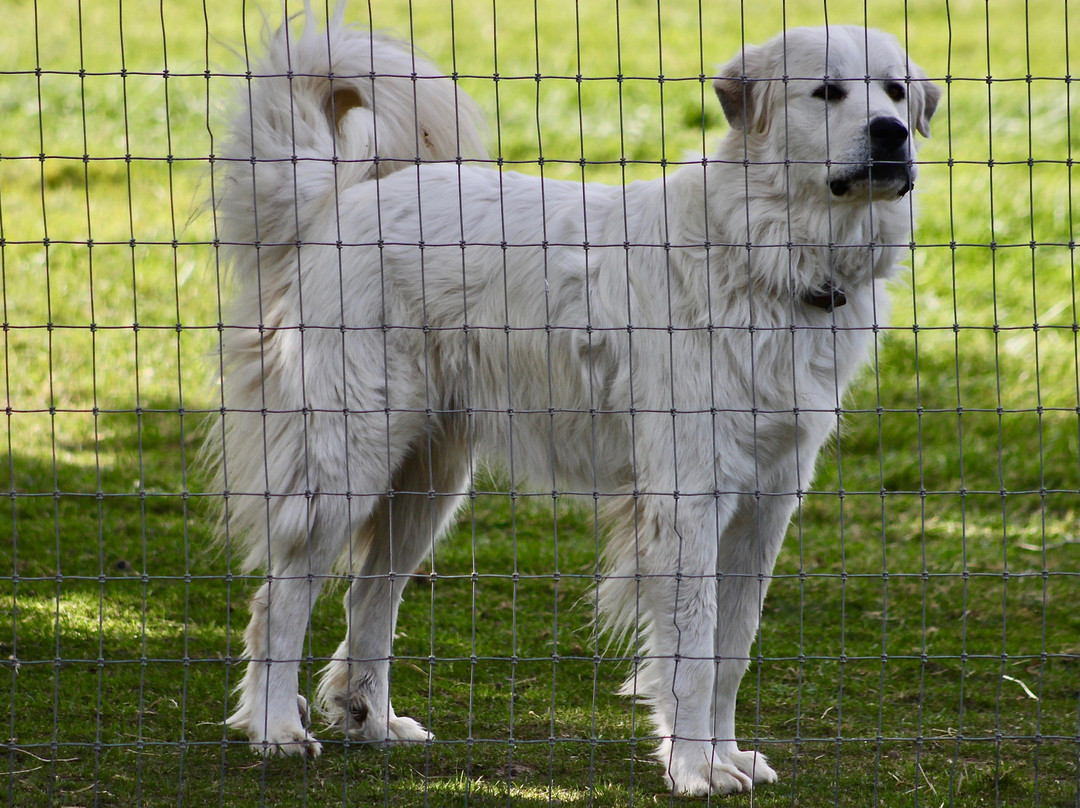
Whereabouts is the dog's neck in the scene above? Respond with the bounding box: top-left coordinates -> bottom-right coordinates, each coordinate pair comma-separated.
673,155 -> 908,310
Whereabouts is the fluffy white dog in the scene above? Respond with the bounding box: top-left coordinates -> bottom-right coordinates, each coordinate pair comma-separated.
211,8 -> 939,796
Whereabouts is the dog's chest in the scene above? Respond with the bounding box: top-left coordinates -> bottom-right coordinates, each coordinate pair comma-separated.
697,289 -> 882,461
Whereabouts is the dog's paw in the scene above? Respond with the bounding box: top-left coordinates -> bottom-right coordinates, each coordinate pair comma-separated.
381,714 -> 433,743
233,694 -> 324,758
723,747 -> 778,785
324,686 -> 432,744
666,751 -> 751,796
661,739 -> 776,795
342,704 -> 433,745
254,726 -> 324,758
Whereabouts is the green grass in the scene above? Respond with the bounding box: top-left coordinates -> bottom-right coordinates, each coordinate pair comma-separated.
2,0 -> 1079,806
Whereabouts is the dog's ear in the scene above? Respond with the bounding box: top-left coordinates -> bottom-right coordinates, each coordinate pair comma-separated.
906,60 -> 941,138
713,44 -> 774,134
914,79 -> 942,138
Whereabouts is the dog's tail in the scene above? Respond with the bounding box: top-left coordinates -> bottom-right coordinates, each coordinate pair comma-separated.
215,7 -> 488,263
206,8 -> 487,573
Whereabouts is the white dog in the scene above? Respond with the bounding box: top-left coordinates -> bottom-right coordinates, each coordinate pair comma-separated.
210,9 -> 939,796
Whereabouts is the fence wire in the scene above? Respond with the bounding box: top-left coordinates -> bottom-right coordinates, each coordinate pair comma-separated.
2,1 -> 1079,807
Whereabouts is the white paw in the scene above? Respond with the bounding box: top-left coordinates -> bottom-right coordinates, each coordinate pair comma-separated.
232,694 -> 323,758
661,739 -> 777,795
383,714 -> 433,743
321,682 -> 432,744
725,747 -> 778,785
255,726 -> 323,758
342,706 -> 433,745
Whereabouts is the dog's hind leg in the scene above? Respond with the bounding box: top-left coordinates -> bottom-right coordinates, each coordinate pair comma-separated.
228,492 -> 359,757
318,425 -> 469,743
226,394 -> 427,756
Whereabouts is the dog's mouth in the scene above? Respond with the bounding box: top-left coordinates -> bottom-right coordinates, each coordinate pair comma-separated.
828,160 -> 914,199
829,117 -> 917,200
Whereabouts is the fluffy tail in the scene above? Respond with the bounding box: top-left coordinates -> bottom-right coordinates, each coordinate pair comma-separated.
215,7 -> 488,263
207,8 -> 487,572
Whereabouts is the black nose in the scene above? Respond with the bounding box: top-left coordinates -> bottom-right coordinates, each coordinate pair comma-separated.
868,116 -> 909,152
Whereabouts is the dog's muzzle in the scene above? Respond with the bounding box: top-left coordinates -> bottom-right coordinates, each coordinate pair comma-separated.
829,116 -> 915,198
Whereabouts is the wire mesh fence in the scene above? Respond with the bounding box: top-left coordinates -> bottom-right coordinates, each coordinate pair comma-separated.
2,1 -> 1078,806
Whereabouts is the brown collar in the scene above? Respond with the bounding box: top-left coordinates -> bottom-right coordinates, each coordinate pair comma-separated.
802,280 -> 847,312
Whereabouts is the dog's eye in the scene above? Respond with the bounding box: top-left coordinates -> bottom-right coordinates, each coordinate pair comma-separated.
885,81 -> 906,102
812,81 -> 848,102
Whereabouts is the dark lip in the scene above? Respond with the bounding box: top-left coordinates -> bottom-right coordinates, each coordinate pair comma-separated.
828,162 -> 914,198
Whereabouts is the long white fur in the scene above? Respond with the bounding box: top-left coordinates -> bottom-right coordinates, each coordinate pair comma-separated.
211,9 -> 939,796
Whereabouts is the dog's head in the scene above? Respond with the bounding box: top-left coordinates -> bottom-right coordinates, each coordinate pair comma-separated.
714,26 -> 940,201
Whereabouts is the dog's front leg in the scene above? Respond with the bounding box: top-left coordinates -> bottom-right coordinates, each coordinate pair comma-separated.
705,491 -> 798,790
630,494 -> 758,795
